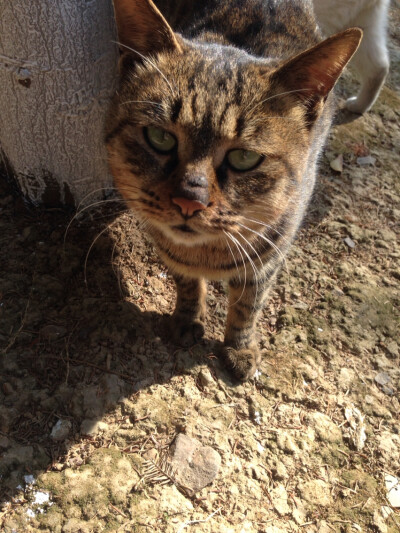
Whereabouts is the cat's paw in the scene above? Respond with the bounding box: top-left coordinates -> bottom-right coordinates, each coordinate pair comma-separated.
220,345 -> 261,382
171,316 -> 205,347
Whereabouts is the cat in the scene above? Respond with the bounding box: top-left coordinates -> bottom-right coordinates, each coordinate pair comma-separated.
105,0 -> 361,381
313,0 -> 390,113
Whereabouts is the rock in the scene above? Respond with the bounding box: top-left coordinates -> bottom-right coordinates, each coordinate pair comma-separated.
271,460 -> 288,481
330,154 -> 343,172
378,228 -> 397,242
375,372 -> 391,386
50,419 -> 72,441
357,155 -> 376,166
83,386 -> 103,418
298,480 -> 332,507
344,236 -> 356,249
306,412 -> 342,443
169,434 -> 221,495
373,510 -> 388,533
318,521 -> 337,533
377,433 -> 400,465
62,518 -> 93,533
276,432 -> 298,454
39,324 -> 67,340
385,474 -> 400,508
375,372 -> 395,395
102,374 -> 124,409
338,367 -> 355,390
198,368 -> 215,387
270,484 -> 291,515
344,406 -> 366,451
159,485 -> 194,514
385,340 -> 399,358
80,419 -> 107,436
291,498 -> 307,525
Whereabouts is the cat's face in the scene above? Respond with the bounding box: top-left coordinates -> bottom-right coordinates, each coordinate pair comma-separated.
106,43 -> 309,247
106,0 -> 361,249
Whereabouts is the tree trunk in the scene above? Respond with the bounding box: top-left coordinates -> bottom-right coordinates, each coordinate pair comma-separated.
0,0 -> 118,206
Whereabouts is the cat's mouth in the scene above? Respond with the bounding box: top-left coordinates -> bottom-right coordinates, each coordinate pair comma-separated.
172,224 -> 197,234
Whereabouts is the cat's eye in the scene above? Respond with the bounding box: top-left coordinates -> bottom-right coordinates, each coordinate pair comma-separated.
227,149 -> 263,171
144,126 -> 176,153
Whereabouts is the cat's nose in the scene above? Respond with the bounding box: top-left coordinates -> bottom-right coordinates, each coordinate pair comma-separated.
172,174 -> 209,217
172,197 -> 207,217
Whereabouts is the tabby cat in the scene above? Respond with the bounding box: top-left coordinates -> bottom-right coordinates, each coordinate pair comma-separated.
105,0 -> 362,381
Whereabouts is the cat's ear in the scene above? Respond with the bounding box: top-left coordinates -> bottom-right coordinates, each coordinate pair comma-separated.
272,28 -> 362,104
113,0 -> 182,56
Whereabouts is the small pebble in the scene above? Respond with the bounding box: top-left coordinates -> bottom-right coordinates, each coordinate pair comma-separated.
357,155 -> 376,165
344,237 -> 356,249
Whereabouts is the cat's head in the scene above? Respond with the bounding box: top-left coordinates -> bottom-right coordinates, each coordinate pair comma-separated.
106,0 -> 361,247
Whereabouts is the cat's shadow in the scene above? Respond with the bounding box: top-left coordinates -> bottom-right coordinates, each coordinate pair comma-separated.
0,192 -> 236,503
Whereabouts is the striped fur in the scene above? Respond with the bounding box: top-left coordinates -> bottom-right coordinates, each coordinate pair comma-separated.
106,0 -> 362,380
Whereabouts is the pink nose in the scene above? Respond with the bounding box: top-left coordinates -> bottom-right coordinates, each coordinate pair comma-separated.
172,197 -> 207,217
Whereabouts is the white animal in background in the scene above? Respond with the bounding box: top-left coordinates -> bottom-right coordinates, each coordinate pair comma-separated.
313,0 -> 390,113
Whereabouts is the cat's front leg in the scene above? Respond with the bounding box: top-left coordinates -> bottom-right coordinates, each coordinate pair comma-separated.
221,275 -> 272,381
171,274 -> 207,346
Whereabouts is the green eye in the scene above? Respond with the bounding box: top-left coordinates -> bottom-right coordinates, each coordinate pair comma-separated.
227,149 -> 263,171
145,126 -> 176,153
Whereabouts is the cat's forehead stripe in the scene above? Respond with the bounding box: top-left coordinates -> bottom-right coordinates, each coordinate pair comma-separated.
165,65 -> 253,141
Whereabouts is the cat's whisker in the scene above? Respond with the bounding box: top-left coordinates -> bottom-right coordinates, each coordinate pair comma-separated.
121,99 -> 163,108
236,221 -> 289,274
241,215 -> 291,245
113,41 -> 177,96
228,231 -> 260,303
84,219 -> 120,286
223,235 -> 241,284
234,228 -> 264,271
74,186 -> 119,211
233,230 -> 260,307
63,184 -> 144,244
247,88 -> 311,114
63,197 -> 129,247
224,231 -> 248,305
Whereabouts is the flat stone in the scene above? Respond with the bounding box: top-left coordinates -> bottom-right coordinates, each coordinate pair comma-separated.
375,372 -> 391,386
298,480 -> 332,507
198,368 -> 215,387
276,432 -> 298,454
39,324 -> 67,340
169,433 -> 221,495
385,340 -> 399,358
80,419 -> 107,436
159,485 -> 194,514
373,510 -> 388,533
50,419 -> 72,441
338,367 -> 355,390
270,484 -> 291,515
385,475 -> 400,508
344,237 -> 356,249
307,412 -> 342,443
357,155 -> 376,166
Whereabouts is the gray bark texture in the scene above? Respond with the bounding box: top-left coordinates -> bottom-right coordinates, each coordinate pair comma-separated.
0,0 -> 118,206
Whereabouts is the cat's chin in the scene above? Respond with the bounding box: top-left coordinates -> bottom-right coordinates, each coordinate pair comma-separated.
152,221 -> 219,247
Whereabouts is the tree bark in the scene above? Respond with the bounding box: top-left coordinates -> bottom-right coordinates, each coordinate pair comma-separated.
0,0 -> 118,206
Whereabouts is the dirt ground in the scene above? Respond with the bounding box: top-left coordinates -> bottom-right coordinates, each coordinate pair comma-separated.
1,8 -> 399,533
